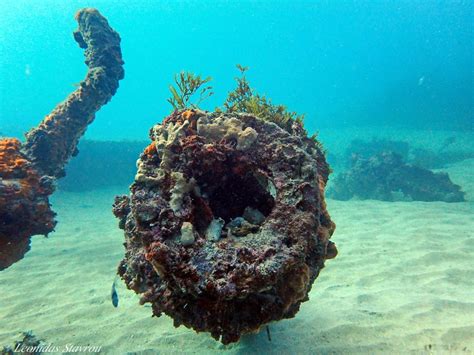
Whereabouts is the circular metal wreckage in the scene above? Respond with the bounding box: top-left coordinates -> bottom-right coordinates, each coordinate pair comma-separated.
114,109 -> 337,344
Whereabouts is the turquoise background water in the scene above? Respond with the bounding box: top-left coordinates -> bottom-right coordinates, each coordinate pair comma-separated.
0,0 -> 472,141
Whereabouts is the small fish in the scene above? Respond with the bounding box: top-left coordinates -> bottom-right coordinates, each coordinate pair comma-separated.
111,276 -> 119,308
418,76 -> 425,86
266,325 -> 272,342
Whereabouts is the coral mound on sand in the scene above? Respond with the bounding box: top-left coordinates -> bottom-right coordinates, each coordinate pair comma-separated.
114,109 -> 337,344
328,151 -> 465,202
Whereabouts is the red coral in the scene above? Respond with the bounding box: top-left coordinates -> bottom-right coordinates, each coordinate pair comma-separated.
143,142 -> 157,158
0,138 -> 56,270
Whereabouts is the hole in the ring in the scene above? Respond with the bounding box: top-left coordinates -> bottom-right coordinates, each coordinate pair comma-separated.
207,171 -> 275,223
192,155 -> 275,225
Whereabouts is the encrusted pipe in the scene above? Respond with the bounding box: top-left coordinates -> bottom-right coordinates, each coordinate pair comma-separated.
0,8 -> 124,270
23,8 -> 124,178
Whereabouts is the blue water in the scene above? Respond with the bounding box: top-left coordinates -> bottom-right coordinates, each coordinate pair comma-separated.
0,0 -> 472,140
1,2 -> 474,353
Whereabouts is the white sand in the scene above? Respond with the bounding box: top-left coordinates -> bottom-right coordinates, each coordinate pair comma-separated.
0,129 -> 473,354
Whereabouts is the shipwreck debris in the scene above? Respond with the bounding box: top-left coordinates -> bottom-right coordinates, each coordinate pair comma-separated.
114,109 -> 336,344
328,151 -> 465,202
0,8 -> 124,270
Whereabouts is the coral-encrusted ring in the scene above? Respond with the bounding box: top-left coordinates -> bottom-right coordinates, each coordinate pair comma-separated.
114,109 -> 337,344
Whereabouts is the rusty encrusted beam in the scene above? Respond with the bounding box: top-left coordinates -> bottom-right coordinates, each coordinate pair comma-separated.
23,8 -> 124,178
0,8 -> 124,270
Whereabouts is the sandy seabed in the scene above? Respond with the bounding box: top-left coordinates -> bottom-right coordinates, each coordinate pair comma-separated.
0,129 -> 473,354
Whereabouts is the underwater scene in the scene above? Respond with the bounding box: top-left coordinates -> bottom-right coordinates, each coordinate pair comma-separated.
0,1 -> 473,354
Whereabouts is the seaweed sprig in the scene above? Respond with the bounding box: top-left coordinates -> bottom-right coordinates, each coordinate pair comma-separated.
223,65 -> 306,132
223,65 -> 323,149
165,66 -> 325,153
167,71 -> 213,110
223,64 -> 253,113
